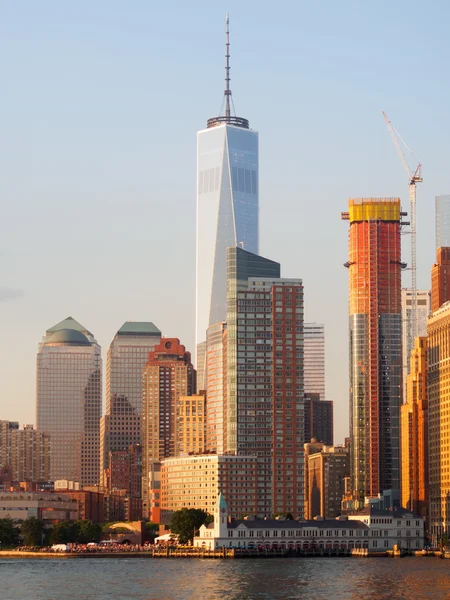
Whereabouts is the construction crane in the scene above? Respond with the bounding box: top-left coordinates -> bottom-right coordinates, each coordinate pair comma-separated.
382,111 -> 422,342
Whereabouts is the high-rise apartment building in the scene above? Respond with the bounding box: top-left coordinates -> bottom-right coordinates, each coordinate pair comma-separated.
105,443 -> 142,500
401,289 -> 430,400
431,247 -> 450,314
436,195 -> 450,248
176,393 -> 206,456
226,246 -> 305,518
304,444 -> 349,520
196,17 -> 258,373
36,317 -> 102,486
342,199 -> 403,506
100,322 -> 161,483
0,421 -> 50,483
400,337 -> 428,518
141,338 -> 196,518
205,322 -> 227,453
303,323 -> 325,399
303,394 -> 333,446
428,303 -> 450,543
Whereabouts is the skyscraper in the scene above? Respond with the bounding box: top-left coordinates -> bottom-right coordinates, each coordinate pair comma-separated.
342,199 -> 403,506
226,246 -> 305,518
196,16 -> 259,370
303,323 -> 325,400
141,338 -> 196,518
431,247 -> 450,313
205,321 -> 227,453
400,337 -> 428,517
100,322 -> 161,483
436,195 -> 450,248
401,289 -> 430,399
428,303 -> 450,543
36,317 -> 102,486
0,421 -> 50,483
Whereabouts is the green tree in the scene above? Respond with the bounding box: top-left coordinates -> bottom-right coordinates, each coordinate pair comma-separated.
21,517 -> 45,546
75,520 -> 101,543
169,508 -> 211,545
0,517 -> 20,548
50,521 -> 78,544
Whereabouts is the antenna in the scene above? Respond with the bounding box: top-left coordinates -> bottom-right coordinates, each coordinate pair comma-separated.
225,14 -> 231,121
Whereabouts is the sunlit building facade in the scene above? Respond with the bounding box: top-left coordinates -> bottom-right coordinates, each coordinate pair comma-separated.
176,393 -> 207,456
342,199 -> 403,505
36,317 -> 102,486
400,337 -> 428,518
141,338 -> 196,518
428,303 -> 450,543
226,246 -> 305,518
205,321 -> 227,453
431,247 -> 450,314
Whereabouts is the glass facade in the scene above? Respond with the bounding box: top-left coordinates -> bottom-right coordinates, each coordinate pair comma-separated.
436,194 -> 450,249
36,321 -> 102,487
344,199 -> 402,504
101,322 -> 161,482
304,323 -> 326,400
401,289 -> 431,401
196,124 -> 259,360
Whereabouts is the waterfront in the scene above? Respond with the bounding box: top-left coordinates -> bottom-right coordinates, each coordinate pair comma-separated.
1,557 -> 450,600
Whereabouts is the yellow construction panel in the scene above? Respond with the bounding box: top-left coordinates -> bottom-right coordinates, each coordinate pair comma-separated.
348,198 -> 400,222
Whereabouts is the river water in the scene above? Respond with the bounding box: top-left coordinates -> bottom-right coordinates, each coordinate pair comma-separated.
1,557 -> 450,599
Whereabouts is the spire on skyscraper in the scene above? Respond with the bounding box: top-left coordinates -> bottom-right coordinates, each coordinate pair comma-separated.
207,15 -> 249,129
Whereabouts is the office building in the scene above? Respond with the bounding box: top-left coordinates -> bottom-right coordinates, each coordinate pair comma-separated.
0,492 -> 78,524
342,199 -> 403,506
0,421 -> 50,483
105,443 -> 142,499
400,337 -> 428,518
304,444 -> 349,520
303,394 -> 333,446
428,302 -> 450,543
36,317 -> 102,487
141,338 -> 196,518
205,321 -> 226,453
196,16 -> 258,374
161,454 -> 258,519
304,323 -> 325,399
431,247 -> 450,314
401,289 -> 430,400
226,246 -> 305,518
176,393 -> 206,456
436,195 -> 450,249
100,322 -> 161,482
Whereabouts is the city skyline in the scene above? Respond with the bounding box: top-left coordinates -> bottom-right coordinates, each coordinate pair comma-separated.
0,3 -> 448,446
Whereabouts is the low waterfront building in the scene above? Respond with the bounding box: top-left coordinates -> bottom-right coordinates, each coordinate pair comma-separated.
0,492 -> 78,524
161,454 -> 258,520
348,506 -> 425,551
194,495 -> 425,551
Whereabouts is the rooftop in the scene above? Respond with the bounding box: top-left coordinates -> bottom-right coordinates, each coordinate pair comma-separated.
227,519 -> 368,530
44,329 -> 91,346
46,316 -> 92,337
117,322 -> 161,337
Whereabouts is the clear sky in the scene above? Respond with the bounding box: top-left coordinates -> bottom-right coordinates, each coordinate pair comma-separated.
0,0 -> 448,444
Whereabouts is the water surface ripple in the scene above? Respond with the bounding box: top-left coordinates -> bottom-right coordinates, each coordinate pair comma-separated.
2,557 -> 450,600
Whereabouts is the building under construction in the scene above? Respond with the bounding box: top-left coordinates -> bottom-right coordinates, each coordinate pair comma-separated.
342,198 -> 404,506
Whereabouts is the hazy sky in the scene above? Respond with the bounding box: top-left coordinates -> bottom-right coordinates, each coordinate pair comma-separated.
0,0 -> 448,443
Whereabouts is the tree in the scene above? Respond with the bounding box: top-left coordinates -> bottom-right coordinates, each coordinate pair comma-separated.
75,520 -> 101,543
21,517 -> 45,546
0,517 -> 20,548
169,508 -> 211,545
50,521 -> 78,544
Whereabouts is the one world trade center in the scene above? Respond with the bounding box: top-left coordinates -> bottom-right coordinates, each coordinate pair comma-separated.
196,15 -> 259,381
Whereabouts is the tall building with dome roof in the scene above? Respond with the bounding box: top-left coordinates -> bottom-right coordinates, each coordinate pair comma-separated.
36,317 -> 102,486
